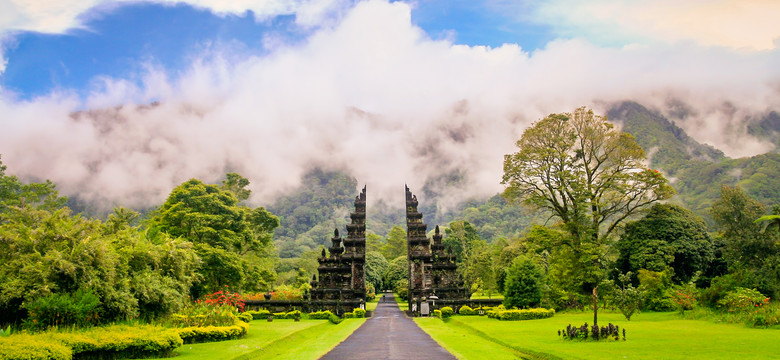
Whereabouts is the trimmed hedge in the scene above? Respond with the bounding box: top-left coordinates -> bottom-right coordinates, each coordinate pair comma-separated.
440,307 -> 454,318
272,310 -> 301,320
487,308 -> 555,321
307,311 -> 335,320
433,310 -> 442,318
458,306 -> 478,315
177,321 -> 249,344
47,325 -> 183,359
0,334 -> 72,360
245,310 -> 271,320
237,313 -> 253,323
344,308 -> 366,319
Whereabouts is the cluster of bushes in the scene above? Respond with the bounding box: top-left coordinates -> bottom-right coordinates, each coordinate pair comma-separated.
0,325 -> 182,360
344,308 -> 366,318
237,313 -> 253,323
22,289 -> 101,331
177,321 -> 249,344
272,310 -> 302,319
559,323 -> 625,341
307,310 -> 343,324
458,306 -> 479,315
433,306 -> 454,319
168,303 -> 238,327
245,310 -> 271,320
487,307 -> 555,321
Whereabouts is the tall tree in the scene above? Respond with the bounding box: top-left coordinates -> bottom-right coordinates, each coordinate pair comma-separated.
151,177 -> 278,296
711,185 -> 779,297
616,203 -> 714,284
382,226 -> 407,260
444,220 -> 482,262
502,107 -> 674,292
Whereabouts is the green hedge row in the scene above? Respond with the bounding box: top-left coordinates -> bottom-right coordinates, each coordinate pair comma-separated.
307,311 -> 334,320
0,325 -> 182,360
237,313 -> 253,323
487,308 -> 555,321
177,321 -> 249,344
272,310 -> 301,320
344,308 -> 366,318
245,310 -> 271,320
0,334 -> 72,360
458,306 -> 478,315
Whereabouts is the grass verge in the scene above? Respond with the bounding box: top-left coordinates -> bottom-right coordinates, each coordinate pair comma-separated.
156,318 -> 364,360
416,311 -> 780,359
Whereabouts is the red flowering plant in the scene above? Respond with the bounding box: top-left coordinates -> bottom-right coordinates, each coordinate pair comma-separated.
202,286 -> 245,312
670,285 -> 697,314
169,286 -> 245,327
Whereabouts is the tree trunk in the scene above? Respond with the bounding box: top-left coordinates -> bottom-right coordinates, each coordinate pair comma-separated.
592,286 -> 598,327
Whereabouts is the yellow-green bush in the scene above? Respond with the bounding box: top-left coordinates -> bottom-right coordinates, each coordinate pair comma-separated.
458,306 -> 478,315
177,321 -> 249,344
0,334 -> 72,360
353,308 -> 366,318
487,308 -> 555,321
246,310 -> 271,320
307,310 -> 334,320
47,324 -> 183,358
237,312 -> 253,323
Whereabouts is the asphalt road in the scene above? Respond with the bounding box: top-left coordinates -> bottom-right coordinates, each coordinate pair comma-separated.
319,293 -> 457,360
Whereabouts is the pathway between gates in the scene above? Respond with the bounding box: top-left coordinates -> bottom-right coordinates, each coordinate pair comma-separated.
319,293 -> 456,360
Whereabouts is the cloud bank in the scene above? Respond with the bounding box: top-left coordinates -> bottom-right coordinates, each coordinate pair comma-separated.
1,0 -> 780,212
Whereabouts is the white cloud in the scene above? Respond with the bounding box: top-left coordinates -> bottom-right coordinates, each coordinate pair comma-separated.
501,0 -> 780,51
0,0 -> 779,212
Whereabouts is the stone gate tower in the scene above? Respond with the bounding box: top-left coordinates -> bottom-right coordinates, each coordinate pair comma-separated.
405,185 -> 467,310
311,186 -> 367,314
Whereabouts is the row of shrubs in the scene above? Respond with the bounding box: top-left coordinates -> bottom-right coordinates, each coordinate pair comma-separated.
178,321 -> 249,344
0,320 -> 252,360
0,325 -> 182,360
487,307 -> 556,321
344,309 -> 366,318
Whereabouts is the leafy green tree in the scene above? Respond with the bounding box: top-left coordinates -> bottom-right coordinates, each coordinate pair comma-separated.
502,107 -> 674,295
383,256 -> 408,291
0,155 -> 67,216
444,220 -> 481,262
503,256 -> 545,309
711,185 -> 780,297
616,204 -> 714,284
365,251 -> 389,291
609,272 -> 642,321
150,177 -> 278,296
365,231 -> 385,254
221,172 -> 251,202
382,226 -> 407,260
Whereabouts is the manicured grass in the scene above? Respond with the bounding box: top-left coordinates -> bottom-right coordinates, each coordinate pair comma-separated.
470,293 -> 504,300
393,293 -> 409,312
156,318 -> 364,360
416,311 -> 780,359
366,296 -> 380,311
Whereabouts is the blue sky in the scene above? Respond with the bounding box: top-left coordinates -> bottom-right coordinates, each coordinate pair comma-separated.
0,0 -> 779,208
0,0 -> 554,99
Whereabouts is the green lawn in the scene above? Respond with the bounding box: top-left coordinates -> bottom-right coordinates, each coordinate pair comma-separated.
416,311 -> 780,360
158,318 -> 364,360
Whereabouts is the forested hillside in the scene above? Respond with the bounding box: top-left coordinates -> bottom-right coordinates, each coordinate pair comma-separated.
608,101 -> 780,224
267,101 -> 780,255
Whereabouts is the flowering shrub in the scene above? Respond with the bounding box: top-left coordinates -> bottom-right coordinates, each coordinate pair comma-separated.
670,285 -> 697,314
202,286 -> 245,312
718,288 -> 767,313
269,285 -> 304,301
